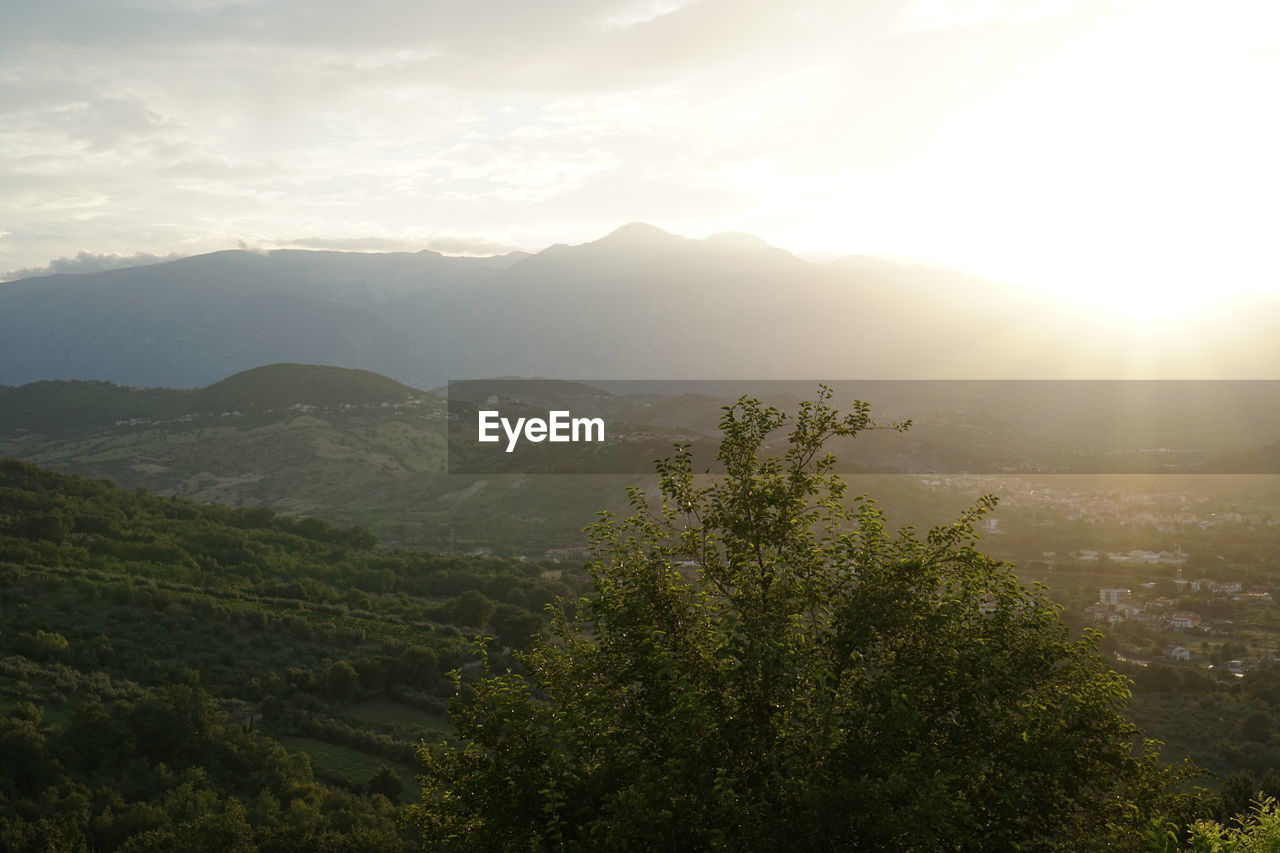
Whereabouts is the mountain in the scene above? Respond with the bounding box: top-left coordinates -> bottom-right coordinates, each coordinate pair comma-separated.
0,248 -> 526,388
5,224 -> 1278,388
1198,442 -> 1280,474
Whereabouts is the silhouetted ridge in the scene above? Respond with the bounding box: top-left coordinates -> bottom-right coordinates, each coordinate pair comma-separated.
593,222 -> 683,247
200,363 -> 420,408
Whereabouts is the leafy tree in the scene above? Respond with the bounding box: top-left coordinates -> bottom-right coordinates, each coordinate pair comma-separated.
320,660 -> 362,701
367,765 -> 404,802
23,512 -> 70,542
395,645 -> 440,690
411,390 -> 1176,850
1191,797 -> 1280,851
9,629 -> 69,661
1244,712 -> 1274,743
1220,771 -> 1263,821
126,685 -> 217,765
448,589 -> 495,630
490,604 -> 544,652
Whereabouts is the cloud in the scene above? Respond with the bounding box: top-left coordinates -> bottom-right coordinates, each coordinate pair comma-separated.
423,236 -> 525,256
2,250 -> 185,282
274,236 -> 423,252
0,0 -> 901,276
274,234 -> 525,256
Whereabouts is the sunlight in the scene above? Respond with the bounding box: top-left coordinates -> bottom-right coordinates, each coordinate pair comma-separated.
718,0 -> 1280,327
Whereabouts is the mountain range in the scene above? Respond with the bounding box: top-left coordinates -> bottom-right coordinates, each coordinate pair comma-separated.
4,223 -> 1277,388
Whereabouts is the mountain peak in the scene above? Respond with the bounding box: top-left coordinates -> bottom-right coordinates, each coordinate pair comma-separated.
595,222 -> 680,246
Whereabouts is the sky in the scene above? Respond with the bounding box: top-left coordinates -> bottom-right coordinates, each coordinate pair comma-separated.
3,0 -> 1278,316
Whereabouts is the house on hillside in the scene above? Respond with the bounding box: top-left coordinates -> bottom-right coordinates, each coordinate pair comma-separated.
1084,604 -> 1111,622
1163,645 -> 1192,661
1099,587 -> 1131,606
1170,611 -> 1201,630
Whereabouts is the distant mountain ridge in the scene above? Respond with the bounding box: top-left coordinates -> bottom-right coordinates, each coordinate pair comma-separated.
0,363 -> 423,431
0,247 -> 525,388
2,224 -> 1277,387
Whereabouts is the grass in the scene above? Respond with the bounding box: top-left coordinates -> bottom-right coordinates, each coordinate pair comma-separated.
342,696 -> 454,738
277,735 -> 421,801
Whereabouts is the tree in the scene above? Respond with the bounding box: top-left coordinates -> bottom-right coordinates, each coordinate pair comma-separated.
491,603 -> 544,652
395,645 -> 440,690
367,765 -> 404,802
1189,797 -> 1280,851
320,660 -> 361,701
126,685 -> 217,765
10,629 -> 70,662
410,390 -> 1180,851
448,589 -> 496,629
1244,712 -> 1273,743
23,512 -> 70,542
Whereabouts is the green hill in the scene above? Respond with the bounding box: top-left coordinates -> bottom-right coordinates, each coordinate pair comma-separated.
200,363 -> 423,410
0,459 -> 589,850
0,362 -> 424,431
0,380 -> 184,431
0,364 -> 641,553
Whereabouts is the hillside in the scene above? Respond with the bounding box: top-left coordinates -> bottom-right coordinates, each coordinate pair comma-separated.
0,366 -> 1080,550
0,365 -> 638,552
0,459 -> 589,850
5,366 -> 1280,553
5,397 -> 1280,849
0,363 -> 423,431
1198,442 -> 1280,474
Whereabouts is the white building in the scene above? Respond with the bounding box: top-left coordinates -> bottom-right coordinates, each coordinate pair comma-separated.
1099,588 -> 1132,606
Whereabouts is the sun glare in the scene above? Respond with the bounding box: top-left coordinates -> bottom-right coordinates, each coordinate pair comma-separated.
719,1 -> 1280,328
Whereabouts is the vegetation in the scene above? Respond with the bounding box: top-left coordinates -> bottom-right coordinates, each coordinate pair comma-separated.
0,364 -> 640,553
410,391 -> 1194,850
0,458 -> 589,850
4,380 -> 1278,850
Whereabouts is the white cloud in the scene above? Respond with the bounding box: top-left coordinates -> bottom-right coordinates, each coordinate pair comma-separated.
2,250 -> 185,281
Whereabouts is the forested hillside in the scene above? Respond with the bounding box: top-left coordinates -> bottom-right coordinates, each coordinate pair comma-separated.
0,459 -> 587,851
